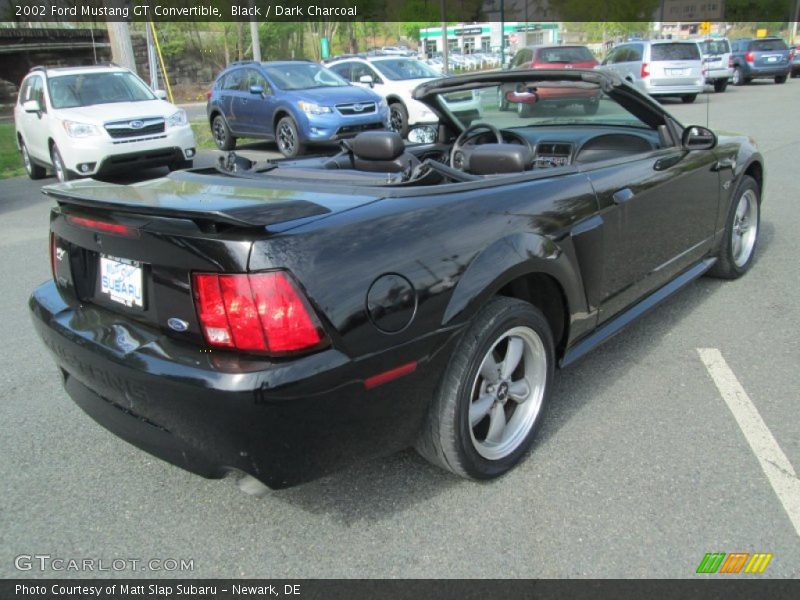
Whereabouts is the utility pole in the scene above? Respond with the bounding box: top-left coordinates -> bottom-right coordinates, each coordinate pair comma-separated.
250,20 -> 261,62
106,21 -> 137,73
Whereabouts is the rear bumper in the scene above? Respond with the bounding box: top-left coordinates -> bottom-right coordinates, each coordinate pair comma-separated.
741,64 -> 791,78
644,82 -> 705,96
29,282 -> 458,488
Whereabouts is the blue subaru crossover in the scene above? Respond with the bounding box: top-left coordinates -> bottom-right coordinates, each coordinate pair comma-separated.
207,61 -> 389,157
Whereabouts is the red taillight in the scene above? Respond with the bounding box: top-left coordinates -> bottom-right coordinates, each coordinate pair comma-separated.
66,215 -> 138,237
640,62 -> 650,78
745,51 -> 755,63
49,232 -> 57,281
206,90 -> 212,100
192,272 -> 326,354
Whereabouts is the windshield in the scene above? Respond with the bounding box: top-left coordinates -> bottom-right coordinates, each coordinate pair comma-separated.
749,39 -> 787,51
536,46 -> 595,64
372,59 -> 440,80
435,80 -> 651,131
262,64 -> 349,90
651,43 -> 701,61
48,72 -> 155,109
700,40 -> 730,55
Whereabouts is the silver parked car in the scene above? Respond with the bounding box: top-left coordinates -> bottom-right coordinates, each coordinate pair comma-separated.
599,40 -> 705,103
698,38 -> 733,92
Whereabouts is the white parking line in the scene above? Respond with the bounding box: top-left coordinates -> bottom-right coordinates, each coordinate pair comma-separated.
698,348 -> 800,539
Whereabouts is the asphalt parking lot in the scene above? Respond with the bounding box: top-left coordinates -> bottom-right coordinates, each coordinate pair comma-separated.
1,80 -> 798,579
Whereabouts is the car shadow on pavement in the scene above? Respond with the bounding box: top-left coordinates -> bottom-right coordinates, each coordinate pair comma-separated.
270,219 -> 775,524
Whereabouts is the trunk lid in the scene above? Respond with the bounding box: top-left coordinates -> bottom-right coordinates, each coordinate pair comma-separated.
46,171 -> 379,343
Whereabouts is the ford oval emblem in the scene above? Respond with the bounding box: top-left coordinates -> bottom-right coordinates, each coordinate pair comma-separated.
129,120 -> 145,129
167,317 -> 189,332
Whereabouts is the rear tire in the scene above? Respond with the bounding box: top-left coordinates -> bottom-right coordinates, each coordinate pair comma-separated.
732,67 -> 747,86
707,175 -> 760,280
681,94 -> 697,104
212,115 -> 236,151
20,141 -> 46,180
713,79 -> 728,93
415,297 -> 554,481
775,74 -> 787,84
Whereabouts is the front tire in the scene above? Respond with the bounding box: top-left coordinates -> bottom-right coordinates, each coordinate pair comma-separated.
707,175 -> 760,280
50,146 -> 74,183
276,116 -> 305,158
681,94 -> 697,104
20,141 -> 46,180
416,297 -> 554,481
212,115 -> 236,151
388,102 -> 409,139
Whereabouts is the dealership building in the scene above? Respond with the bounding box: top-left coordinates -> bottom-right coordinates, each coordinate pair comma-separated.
419,23 -> 560,56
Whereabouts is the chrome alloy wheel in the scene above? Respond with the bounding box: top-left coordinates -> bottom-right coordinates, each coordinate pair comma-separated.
21,144 -> 32,175
389,106 -> 403,132
52,150 -> 66,182
277,121 -> 296,154
212,118 -> 227,148
732,189 -> 758,267
469,326 -> 547,460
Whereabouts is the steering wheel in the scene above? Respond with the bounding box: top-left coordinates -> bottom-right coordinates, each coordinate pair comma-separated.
450,122 -> 503,170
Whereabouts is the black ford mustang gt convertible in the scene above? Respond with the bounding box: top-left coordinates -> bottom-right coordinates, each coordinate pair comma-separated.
30,69 -> 764,491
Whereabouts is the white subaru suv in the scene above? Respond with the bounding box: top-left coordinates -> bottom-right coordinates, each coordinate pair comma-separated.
327,56 -> 482,138
14,65 -> 196,182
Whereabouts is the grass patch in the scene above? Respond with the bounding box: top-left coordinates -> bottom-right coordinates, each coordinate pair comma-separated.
0,123 -> 25,179
190,119 -> 217,150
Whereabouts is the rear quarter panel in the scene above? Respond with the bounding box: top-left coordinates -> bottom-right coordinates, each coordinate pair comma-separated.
249,172 -> 600,360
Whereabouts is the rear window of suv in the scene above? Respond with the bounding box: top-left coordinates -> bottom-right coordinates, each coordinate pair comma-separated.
749,39 -> 788,52
651,43 -> 701,61
536,46 -> 595,63
700,40 -> 730,55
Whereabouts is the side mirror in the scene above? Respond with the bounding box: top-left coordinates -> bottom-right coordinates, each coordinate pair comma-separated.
407,124 -> 437,144
153,89 -> 168,100
249,84 -> 265,96
359,75 -> 374,87
682,125 -> 717,151
22,100 -> 41,113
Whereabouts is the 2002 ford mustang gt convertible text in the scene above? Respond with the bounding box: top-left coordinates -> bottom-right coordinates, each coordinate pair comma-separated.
30,70 -> 764,491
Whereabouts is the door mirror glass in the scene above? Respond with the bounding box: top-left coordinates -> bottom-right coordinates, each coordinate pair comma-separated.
358,74 -> 374,87
153,89 -> 168,100
682,125 -> 717,150
22,100 -> 41,113
249,84 -> 265,95
407,124 -> 437,144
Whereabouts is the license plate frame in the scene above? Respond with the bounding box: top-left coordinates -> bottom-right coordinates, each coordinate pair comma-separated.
99,254 -> 145,309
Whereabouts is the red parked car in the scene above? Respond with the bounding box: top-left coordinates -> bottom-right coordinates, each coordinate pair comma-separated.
499,45 -> 600,115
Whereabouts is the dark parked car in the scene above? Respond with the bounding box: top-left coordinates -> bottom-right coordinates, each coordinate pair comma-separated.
31,69 -> 764,492
730,37 -> 792,85
207,60 -> 389,158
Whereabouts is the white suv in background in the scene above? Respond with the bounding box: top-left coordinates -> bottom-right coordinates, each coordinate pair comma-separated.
327,56 -> 482,137
14,65 -> 196,182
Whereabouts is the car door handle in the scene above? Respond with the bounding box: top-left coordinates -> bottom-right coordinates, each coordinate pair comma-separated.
612,188 -> 634,204
713,157 -> 736,171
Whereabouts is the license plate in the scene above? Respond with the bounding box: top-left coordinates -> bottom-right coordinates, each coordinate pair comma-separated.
100,255 -> 144,308
766,56 -> 778,62
668,68 -> 688,76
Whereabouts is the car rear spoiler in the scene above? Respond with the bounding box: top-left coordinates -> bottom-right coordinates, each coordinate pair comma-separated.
41,174 -> 332,229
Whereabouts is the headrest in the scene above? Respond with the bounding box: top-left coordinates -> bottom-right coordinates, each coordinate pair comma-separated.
351,131 -> 405,161
467,144 -> 533,175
